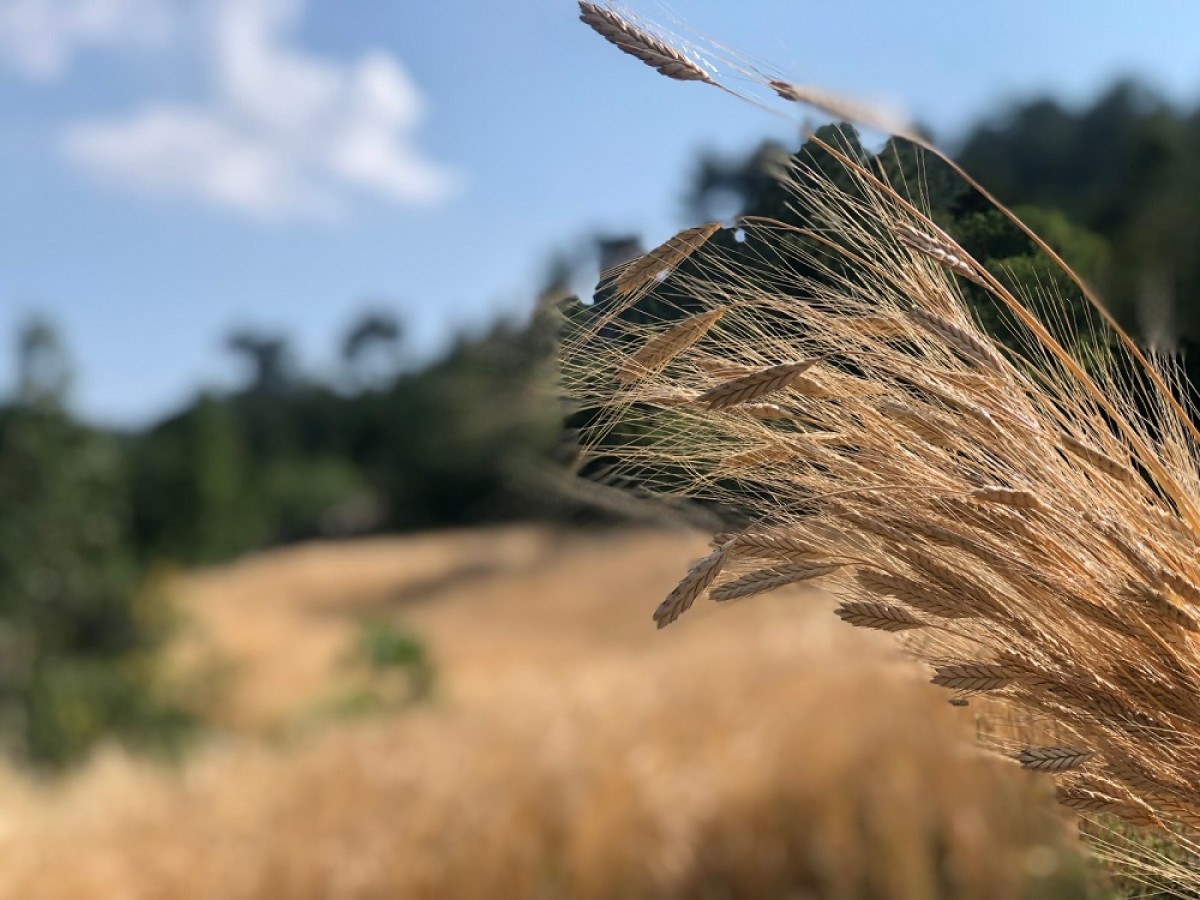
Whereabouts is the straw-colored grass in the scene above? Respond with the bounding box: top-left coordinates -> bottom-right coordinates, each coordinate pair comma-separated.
567,3 -> 1200,887
0,528 -> 1091,899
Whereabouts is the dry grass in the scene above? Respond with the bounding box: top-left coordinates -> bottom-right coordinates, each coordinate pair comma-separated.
0,528 -> 1091,899
566,4 -> 1200,887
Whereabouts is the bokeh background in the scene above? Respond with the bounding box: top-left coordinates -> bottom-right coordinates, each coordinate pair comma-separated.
0,1 -> 1197,896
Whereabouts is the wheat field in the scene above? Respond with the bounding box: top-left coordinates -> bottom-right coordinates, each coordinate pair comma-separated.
0,526 -> 1098,898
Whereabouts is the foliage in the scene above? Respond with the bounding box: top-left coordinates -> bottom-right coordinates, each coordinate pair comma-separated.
0,320 -> 190,764
357,620 -> 435,704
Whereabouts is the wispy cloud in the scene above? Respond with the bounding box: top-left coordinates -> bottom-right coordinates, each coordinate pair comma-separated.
40,0 -> 457,221
0,0 -> 173,81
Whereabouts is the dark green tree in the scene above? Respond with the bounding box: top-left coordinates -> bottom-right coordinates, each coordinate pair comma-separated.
341,310 -> 405,390
0,318 -> 186,764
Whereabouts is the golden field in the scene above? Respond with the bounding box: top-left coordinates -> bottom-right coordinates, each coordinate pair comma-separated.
0,527 -> 1098,899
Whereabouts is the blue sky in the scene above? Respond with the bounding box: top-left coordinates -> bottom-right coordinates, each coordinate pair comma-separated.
1,0 -> 1198,426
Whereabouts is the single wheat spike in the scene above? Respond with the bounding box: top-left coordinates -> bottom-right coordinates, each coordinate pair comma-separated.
969,487 -> 1044,511
904,307 -> 1005,372
835,600 -> 925,632
1057,781 -> 1159,827
878,402 -> 956,449
1128,585 -> 1200,633
897,546 -> 1003,618
739,402 -> 791,420
1095,518 -> 1159,580
653,544 -> 728,628
720,445 -> 799,470
835,510 -> 910,546
931,663 -> 1026,693
855,569 -> 976,620
767,81 -> 919,142
1150,506 -> 1199,546
789,376 -> 827,397
1160,570 -> 1200,608
578,2 -> 715,84
1055,787 -> 1127,816
614,221 -> 721,296
617,307 -> 725,383
1061,435 -> 1137,486
710,561 -> 841,601
894,222 -> 986,285
1013,746 -> 1094,773
697,359 -> 821,409
853,315 -> 911,339
729,530 -> 820,560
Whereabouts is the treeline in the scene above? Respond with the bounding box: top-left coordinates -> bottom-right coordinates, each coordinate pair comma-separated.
3,78 -> 1199,764
127,302 -> 568,567
0,296 -> 570,763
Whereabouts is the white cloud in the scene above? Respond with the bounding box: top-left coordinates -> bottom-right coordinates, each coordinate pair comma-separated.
58,0 -> 457,221
0,0 -> 173,80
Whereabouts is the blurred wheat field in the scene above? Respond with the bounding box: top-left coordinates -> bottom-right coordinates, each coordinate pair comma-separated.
0,527 -> 1097,899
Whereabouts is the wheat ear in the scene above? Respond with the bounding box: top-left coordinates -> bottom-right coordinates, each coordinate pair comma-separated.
578,2 -> 714,84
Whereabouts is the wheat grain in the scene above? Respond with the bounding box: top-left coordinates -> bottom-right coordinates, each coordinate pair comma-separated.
1160,570 -> 1200,608
1126,585 -> 1200,633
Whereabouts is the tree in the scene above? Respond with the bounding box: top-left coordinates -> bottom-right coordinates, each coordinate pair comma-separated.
16,316 -> 71,408
341,310 -> 405,390
226,330 -> 295,395
0,320 -> 186,763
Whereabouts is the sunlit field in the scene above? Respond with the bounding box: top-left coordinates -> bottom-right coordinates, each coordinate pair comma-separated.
0,527 -> 1095,899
